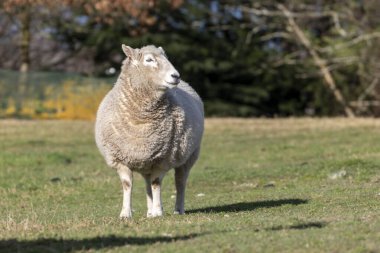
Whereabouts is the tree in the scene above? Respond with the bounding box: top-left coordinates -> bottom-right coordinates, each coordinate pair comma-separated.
230,0 -> 380,116
1,0 -> 380,117
0,0 -> 183,73
1,0 -> 52,72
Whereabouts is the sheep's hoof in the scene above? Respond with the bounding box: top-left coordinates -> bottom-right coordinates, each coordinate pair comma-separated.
147,212 -> 153,218
150,213 -> 163,218
173,210 -> 185,215
149,209 -> 163,217
119,210 -> 132,220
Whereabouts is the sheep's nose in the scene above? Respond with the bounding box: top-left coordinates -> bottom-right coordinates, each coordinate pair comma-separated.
171,73 -> 180,80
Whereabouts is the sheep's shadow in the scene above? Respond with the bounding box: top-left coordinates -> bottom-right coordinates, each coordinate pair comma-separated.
0,234 -> 200,253
187,198 -> 308,214
268,221 -> 327,231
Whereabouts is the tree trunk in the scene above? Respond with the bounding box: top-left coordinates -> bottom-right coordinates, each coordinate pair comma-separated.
19,10 -> 31,73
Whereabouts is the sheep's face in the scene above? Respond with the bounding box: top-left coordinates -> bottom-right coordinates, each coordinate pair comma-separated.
122,45 -> 180,91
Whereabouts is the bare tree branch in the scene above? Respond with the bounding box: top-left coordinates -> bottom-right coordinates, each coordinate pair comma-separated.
319,32 -> 380,53
278,4 -> 355,118
350,101 -> 380,108
245,26 -> 261,45
240,5 -> 349,38
331,12 -> 347,37
357,77 -> 379,102
240,5 -> 347,19
259,32 -> 292,41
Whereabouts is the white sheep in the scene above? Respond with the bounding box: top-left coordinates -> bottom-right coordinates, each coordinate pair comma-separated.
95,45 -> 204,218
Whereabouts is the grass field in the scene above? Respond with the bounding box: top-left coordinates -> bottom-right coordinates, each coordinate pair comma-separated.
0,118 -> 379,252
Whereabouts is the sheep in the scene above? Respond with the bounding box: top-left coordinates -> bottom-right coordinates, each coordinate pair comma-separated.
95,45 -> 204,218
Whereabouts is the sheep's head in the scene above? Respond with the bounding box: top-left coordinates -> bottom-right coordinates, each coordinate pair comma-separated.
122,44 -> 180,91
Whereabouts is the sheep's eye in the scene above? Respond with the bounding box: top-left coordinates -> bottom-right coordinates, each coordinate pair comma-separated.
146,58 -> 154,62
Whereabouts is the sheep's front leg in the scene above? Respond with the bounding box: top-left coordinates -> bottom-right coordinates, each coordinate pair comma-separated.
143,174 -> 153,217
117,165 -> 133,219
150,176 -> 164,217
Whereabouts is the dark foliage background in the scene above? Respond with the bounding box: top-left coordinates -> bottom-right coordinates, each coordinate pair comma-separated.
1,0 -> 379,117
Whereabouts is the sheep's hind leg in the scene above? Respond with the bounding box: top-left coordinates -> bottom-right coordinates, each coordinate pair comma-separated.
117,165 -> 133,219
143,174 -> 153,217
174,148 -> 200,215
174,166 -> 189,215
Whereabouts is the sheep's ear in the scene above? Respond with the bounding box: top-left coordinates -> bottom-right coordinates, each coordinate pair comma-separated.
122,44 -> 134,58
158,46 -> 167,57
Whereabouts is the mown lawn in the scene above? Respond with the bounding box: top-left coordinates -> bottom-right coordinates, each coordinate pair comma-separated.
0,118 -> 379,253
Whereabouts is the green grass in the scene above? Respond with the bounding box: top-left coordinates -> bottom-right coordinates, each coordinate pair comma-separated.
0,118 -> 379,252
